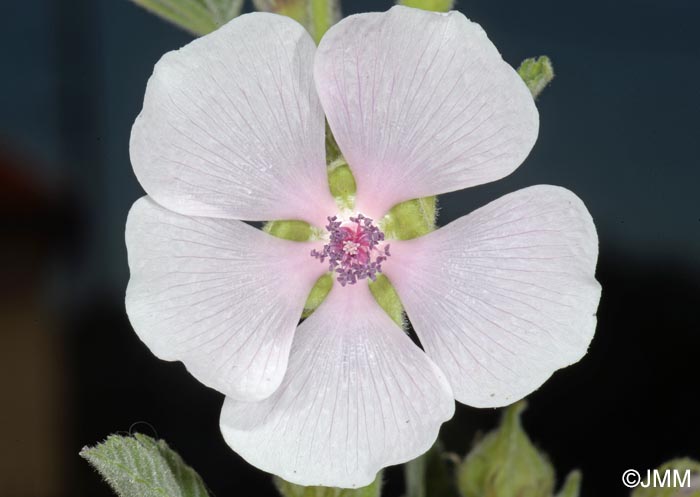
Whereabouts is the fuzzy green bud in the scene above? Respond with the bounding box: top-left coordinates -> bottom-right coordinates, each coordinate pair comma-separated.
457,401 -> 555,497
518,56 -> 555,99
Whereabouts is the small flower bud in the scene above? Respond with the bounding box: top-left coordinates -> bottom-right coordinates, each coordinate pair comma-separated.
457,401 -> 555,497
517,56 -> 555,99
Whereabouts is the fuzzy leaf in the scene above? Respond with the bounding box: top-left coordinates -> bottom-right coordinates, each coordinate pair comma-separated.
80,433 -> 209,497
129,0 -> 242,35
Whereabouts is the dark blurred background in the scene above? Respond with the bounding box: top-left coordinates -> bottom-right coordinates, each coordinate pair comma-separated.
1,1 -> 699,496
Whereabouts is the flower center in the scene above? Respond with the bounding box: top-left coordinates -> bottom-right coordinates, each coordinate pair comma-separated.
311,214 -> 391,286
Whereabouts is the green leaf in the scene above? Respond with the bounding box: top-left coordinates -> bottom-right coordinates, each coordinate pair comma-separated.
405,441 -> 460,497
555,470 -> 581,497
253,0 -> 340,44
517,56 -> 555,99
457,401 -> 555,497
80,433 -> 210,497
630,458 -> 700,497
129,0 -> 243,36
274,475 -> 382,497
397,0 -> 454,12
203,0 -> 245,24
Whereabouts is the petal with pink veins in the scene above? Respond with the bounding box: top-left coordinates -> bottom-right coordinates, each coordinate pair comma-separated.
130,13 -> 335,226
384,185 -> 601,408
220,283 -> 454,488
314,6 -> 539,219
125,197 -> 325,401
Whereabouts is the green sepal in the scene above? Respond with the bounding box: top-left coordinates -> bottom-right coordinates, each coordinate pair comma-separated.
457,401 -> 555,497
324,127 -> 438,242
368,274 -> 405,328
80,433 -> 209,497
301,272 -> 406,325
326,122 -> 343,164
397,0 -> 454,12
555,470 -> 582,497
262,221 -> 332,318
328,159 -> 357,209
129,0 -> 242,35
274,474 -> 382,497
263,132 -> 436,323
302,273 -> 334,318
382,196 -> 438,241
253,0 -> 340,44
264,219 -> 316,242
631,458 -> 700,497
405,441 -> 461,497
517,56 -> 555,99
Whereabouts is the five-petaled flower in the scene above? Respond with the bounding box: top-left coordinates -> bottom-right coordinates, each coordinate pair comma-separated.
126,5 -> 601,488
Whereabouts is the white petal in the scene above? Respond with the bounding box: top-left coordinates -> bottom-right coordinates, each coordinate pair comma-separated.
314,6 -> 538,218
125,197 -> 325,401
131,13 -> 335,226
220,283 -> 454,488
384,185 -> 601,408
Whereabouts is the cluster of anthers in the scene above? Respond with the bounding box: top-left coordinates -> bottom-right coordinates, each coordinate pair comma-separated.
311,214 -> 391,286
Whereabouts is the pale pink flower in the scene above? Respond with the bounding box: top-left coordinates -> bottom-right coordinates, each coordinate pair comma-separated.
125,6 -> 601,488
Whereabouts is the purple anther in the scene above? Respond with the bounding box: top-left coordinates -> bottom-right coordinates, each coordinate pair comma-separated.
311,214 -> 391,286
